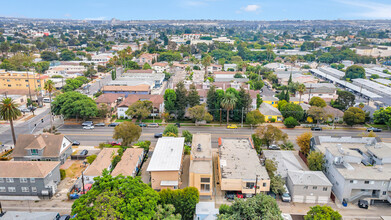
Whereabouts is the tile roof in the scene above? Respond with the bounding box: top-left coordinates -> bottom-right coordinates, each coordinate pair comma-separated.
95,93 -> 125,104
0,161 -> 60,178
13,134 -> 71,158
118,94 -> 164,108
84,148 -> 119,177
111,148 -> 144,177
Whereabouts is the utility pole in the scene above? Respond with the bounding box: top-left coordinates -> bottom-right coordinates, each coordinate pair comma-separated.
308,84 -> 312,103
219,108 -> 222,125
241,107 -> 244,128
81,172 -> 85,195
254,175 -> 259,195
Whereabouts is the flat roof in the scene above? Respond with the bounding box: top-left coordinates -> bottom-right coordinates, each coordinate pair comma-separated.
288,170 -> 332,186
219,138 -> 269,181
190,134 -> 213,175
147,137 -> 184,172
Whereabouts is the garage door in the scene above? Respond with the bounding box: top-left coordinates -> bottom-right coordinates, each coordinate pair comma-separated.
317,196 -> 329,203
305,196 -> 316,203
293,195 -> 304,203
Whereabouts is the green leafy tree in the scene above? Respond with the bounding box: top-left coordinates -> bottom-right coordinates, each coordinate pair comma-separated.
60,49 -> 75,61
309,97 -> 326,108
125,100 -> 153,120
284,116 -> 299,128
246,110 -> 265,128
307,106 -> 326,124
163,124 -> 179,137
297,84 -> 306,103
202,54 -> 212,75
296,132 -> 312,156
373,107 -> 391,128
175,81 -> 188,119
280,103 -> 304,121
143,62 -> 152,70
256,94 -> 263,108
164,89 -> 176,114
345,65 -> 366,79
188,104 -> 213,123
40,51 -> 58,61
304,205 -> 342,220
51,92 -> 98,119
217,194 -> 282,220
187,84 -> 200,107
159,187 -> 199,220
331,90 -> 355,111
113,121 -> 141,146
308,151 -> 325,171
221,92 -> 238,125
153,204 -> 181,220
343,107 -> 365,126
71,172 -> 160,219
270,175 -> 286,195
182,130 -> 193,143
277,100 -> 288,111
0,98 -> 21,145
265,159 -> 277,177
97,103 -> 110,120
254,125 -> 288,147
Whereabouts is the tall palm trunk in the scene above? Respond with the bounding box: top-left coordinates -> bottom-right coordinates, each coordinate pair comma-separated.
226,109 -> 230,125
10,119 -> 16,145
49,92 -> 53,132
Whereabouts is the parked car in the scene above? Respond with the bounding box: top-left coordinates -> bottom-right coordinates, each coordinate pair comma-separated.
83,125 -> 94,130
59,215 -> 71,220
27,106 -> 37,111
43,98 -> 53,103
154,133 -> 163,138
20,108 -> 30,113
225,191 -> 235,200
311,126 -> 322,131
139,123 -> 147,127
80,150 -> 88,156
95,123 -> 105,127
227,124 -> 238,129
82,121 -> 93,126
108,122 -> 119,127
358,199 -> 369,209
72,141 -> 80,146
267,191 -> 276,199
110,141 -> 121,146
175,123 -> 181,128
236,192 -> 244,198
148,123 -> 159,128
367,127 -> 382,132
281,192 -> 291,202
69,193 -> 80,199
268,144 -> 281,150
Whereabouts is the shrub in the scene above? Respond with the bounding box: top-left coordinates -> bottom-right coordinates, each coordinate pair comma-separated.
270,118 -> 276,123
284,116 -> 299,128
86,154 -> 97,164
60,169 -> 66,180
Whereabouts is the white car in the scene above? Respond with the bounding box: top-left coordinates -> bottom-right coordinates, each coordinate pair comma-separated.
83,125 -> 94,130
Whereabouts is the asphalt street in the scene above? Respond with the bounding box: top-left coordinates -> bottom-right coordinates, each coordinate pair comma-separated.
57,124 -> 391,147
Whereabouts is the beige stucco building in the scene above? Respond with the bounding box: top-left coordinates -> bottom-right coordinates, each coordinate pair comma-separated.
189,133 -> 213,199
217,138 -> 270,197
147,137 -> 184,191
0,70 -> 48,92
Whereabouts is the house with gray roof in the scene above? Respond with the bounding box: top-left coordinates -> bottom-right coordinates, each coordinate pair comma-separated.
286,170 -> 332,203
259,102 -> 282,122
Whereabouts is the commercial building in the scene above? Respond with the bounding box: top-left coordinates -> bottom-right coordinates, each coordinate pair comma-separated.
147,137 -> 185,190
111,148 -> 144,177
110,72 -> 165,89
12,134 -> 73,165
352,78 -> 391,99
217,138 -> 270,197
0,161 -> 61,198
311,136 -> 391,204
189,134 -> 213,199
286,170 -> 332,203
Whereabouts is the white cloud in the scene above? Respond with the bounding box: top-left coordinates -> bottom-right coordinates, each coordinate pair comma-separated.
338,0 -> 391,18
243,4 -> 260,12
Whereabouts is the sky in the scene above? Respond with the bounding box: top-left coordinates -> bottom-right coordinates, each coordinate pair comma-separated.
2,0 -> 391,20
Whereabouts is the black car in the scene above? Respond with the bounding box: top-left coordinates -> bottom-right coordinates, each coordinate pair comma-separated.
367,127 -> 382,132
59,215 -> 71,220
72,141 -> 80,146
175,123 -> 181,128
154,133 -> 163,138
80,150 -> 88,156
225,191 -> 235,200
108,122 -> 120,127
358,199 -> 369,209
311,127 -> 322,131
139,123 -> 147,127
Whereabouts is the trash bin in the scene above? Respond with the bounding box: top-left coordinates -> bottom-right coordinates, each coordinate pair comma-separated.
342,199 -> 347,207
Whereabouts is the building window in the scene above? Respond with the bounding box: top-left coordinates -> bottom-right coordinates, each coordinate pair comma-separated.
30,178 -> 35,183
304,186 -> 308,190
201,178 -> 210,183
8,187 -> 16,192
364,181 -> 370,184
0,187 -> 5,192
246,182 -> 255,189
200,184 -> 210,192
263,182 -> 267,187
323,187 -> 328,191
0,178 -> 3,183
20,178 -> 28,183
25,80 -> 28,82
32,187 -> 37,192
8,85 -> 11,87
313,186 -> 317,190
21,187 -> 29,192
31,149 -> 38,155
6,178 -> 14,183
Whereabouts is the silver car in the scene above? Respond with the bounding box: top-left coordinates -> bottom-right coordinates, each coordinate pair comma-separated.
83,125 -> 94,130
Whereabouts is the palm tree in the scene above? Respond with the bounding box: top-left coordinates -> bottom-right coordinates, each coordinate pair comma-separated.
297,84 -> 306,103
44,80 -> 55,132
201,55 -> 212,76
0,98 -> 21,145
221,92 -> 238,125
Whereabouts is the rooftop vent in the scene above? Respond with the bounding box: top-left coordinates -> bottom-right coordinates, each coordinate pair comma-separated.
197,144 -> 202,152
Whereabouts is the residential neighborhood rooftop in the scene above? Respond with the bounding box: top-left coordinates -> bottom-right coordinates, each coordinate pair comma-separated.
147,137 -> 185,172
84,148 -> 119,177
0,161 -> 60,178
288,170 -> 332,186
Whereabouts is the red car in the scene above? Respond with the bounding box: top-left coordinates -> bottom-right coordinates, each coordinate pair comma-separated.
236,192 -> 244,198
110,141 -> 121,146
